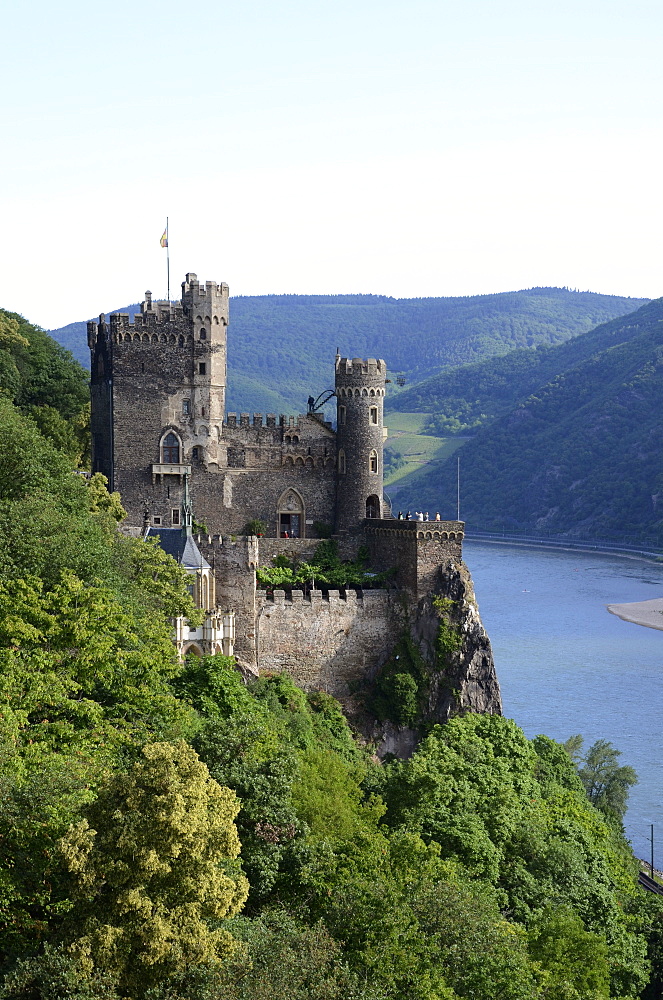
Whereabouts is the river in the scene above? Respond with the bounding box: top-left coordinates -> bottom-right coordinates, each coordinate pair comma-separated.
464,540 -> 663,868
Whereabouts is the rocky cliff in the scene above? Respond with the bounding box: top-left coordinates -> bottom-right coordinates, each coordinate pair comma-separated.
360,558 -> 502,757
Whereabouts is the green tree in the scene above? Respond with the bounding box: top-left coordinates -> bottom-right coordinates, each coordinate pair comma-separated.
527,906 -> 610,999
297,826 -> 539,1000
146,910 -> 383,1000
85,473 -> 126,522
26,405 -> 85,466
574,738 -> 638,822
0,945 -> 119,1000
379,716 -> 649,996
59,741 -> 249,995
193,711 -> 303,906
0,572 -> 193,744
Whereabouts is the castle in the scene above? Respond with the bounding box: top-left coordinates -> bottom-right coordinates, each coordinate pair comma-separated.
89,272 -> 390,537
88,274 -> 500,728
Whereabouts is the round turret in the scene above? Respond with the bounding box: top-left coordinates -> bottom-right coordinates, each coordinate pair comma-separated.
334,355 -> 386,532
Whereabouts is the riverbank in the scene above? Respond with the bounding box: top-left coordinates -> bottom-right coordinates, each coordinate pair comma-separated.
607,598 -> 663,632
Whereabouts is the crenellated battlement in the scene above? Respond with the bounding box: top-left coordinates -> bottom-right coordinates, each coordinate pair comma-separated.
87,276 -> 229,351
222,412 -> 333,435
258,588 -> 363,606
181,273 -> 229,325
335,356 -> 387,378
364,519 -> 464,541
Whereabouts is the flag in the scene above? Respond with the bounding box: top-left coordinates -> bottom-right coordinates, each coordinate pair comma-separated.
160,227 -> 168,248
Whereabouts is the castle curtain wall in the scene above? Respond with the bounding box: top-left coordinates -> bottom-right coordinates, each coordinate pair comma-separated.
256,588 -> 404,697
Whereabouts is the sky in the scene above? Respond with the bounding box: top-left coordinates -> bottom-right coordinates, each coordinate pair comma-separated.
1,0 -> 662,329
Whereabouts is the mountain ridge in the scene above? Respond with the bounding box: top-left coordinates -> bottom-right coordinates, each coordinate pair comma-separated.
394,297 -> 663,543
49,287 -> 648,415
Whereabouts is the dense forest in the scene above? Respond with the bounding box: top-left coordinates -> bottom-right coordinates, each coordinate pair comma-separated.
1,309 -> 663,998
49,288 -> 647,416
394,298 -> 663,543
0,309 -> 90,465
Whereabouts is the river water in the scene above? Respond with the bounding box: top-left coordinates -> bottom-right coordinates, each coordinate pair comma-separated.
464,541 -> 663,868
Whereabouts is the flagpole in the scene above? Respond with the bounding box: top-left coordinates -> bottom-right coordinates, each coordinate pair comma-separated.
166,217 -> 170,302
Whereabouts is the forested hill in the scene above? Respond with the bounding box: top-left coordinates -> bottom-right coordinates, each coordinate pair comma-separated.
388,295 -> 662,434
49,288 -> 647,415
402,297 -> 663,543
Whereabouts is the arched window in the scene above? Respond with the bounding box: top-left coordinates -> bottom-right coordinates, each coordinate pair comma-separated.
369,449 -> 378,473
200,328 -> 207,340
338,449 -> 346,474
162,432 -> 180,464
178,335 -> 185,347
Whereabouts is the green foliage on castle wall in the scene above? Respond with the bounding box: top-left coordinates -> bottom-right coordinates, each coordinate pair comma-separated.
257,539 -> 395,591
368,634 -> 429,727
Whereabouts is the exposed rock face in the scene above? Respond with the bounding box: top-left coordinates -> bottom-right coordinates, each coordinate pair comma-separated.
364,558 -> 501,757
370,720 -> 421,760
414,559 -> 502,722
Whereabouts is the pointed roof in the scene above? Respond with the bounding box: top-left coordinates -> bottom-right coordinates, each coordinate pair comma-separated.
145,527 -> 210,571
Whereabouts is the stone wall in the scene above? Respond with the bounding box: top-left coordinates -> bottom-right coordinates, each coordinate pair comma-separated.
256,588 -> 403,697
365,520 -> 464,598
194,532 -> 502,740
189,436 -> 337,537
257,534 -> 361,566
196,534 -> 259,671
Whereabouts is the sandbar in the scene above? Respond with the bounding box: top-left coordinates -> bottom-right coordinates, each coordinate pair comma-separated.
607,598 -> 663,632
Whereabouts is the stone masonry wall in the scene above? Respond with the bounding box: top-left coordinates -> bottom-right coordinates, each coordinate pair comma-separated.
196,534 -> 259,671
257,534 -> 361,566
256,588 -> 404,697
365,521 -> 464,598
189,455 -> 337,538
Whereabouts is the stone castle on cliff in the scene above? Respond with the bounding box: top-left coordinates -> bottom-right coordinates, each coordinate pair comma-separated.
88,273 -> 500,729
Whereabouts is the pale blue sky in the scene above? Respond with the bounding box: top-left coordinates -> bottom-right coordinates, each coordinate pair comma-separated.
2,0 -> 661,327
